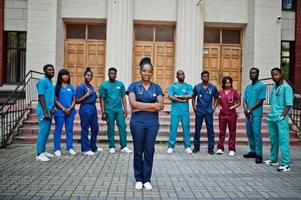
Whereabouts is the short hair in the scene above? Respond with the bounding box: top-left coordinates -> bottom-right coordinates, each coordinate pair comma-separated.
108,67 -> 117,73
139,57 -> 153,69
250,67 -> 259,73
84,67 -> 93,76
221,76 -> 233,89
201,70 -> 209,76
271,67 -> 281,74
43,64 -> 54,72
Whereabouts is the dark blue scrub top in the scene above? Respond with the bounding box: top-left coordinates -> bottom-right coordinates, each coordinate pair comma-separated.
127,81 -> 163,126
55,84 -> 76,117
76,83 -> 97,107
193,83 -> 219,114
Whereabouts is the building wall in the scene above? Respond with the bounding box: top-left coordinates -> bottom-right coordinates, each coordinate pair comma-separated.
294,0 -> 301,91
4,0 -> 27,31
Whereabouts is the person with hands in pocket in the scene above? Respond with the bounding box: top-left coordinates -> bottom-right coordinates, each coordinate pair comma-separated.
216,76 -> 241,156
35,64 -> 56,162
192,70 -> 219,155
76,67 -> 102,156
53,69 -> 76,157
243,68 -> 266,164
127,57 -> 164,191
99,67 -> 132,154
263,68 -> 293,172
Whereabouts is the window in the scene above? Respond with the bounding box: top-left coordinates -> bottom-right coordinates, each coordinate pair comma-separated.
134,25 -> 175,42
5,32 -> 26,83
282,0 -> 295,11
204,28 -> 242,45
204,28 -> 220,43
66,24 -> 106,40
281,41 -> 295,80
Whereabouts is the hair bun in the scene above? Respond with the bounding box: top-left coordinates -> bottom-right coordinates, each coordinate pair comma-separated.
139,57 -> 152,67
86,67 -> 91,71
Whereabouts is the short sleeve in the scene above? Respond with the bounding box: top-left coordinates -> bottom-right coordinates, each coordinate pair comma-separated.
259,83 -> 267,100
234,90 -> 240,101
168,84 -> 174,97
76,84 -> 85,99
37,79 -> 46,95
193,85 -> 198,96
127,83 -> 136,95
243,86 -> 248,102
71,85 -> 76,97
284,85 -> 293,106
156,84 -> 163,96
99,83 -> 106,98
120,82 -> 126,96
187,84 -> 193,95
213,86 -> 219,98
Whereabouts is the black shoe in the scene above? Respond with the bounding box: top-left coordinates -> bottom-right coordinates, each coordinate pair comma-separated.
243,152 -> 257,158
192,146 -> 200,153
208,149 -> 214,155
255,155 -> 263,164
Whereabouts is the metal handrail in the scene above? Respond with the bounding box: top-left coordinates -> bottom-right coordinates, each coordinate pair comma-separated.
0,70 -> 44,148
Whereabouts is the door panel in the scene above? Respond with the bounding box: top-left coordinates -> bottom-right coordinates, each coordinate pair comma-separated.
203,45 -> 221,88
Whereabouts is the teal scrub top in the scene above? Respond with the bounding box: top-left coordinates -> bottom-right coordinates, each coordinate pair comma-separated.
267,82 -> 293,122
99,80 -> 126,113
36,76 -> 55,116
168,82 -> 193,116
243,81 -> 266,117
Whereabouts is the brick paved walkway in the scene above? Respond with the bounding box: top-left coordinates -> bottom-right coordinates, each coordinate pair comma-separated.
0,144 -> 300,199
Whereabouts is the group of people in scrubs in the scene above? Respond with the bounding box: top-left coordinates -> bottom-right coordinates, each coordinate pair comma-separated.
35,61 -> 293,191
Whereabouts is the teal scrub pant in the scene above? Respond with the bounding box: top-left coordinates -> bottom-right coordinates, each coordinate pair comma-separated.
267,118 -> 290,165
245,116 -> 263,156
168,115 -> 191,149
36,114 -> 52,154
106,111 -> 127,149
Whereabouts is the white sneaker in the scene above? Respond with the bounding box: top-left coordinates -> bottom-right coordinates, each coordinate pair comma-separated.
121,147 -> 132,153
185,148 -> 192,154
36,153 -> 50,162
216,149 -> 223,154
228,151 -> 235,157
167,148 -> 173,154
263,160 -> 279,166
68,149 -> 76,156
54,150 -> 61,157
83,151 -> 95,156
278,165 -> 291,172
96,147 -> 103,152
143,182 -> 152,190
135,181 -> 143,190
44,152 -> 54,158
109,148 -> 116,154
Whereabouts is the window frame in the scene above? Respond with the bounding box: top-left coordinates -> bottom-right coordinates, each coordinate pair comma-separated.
282,0 -> 295,11
280,40 -> 295,81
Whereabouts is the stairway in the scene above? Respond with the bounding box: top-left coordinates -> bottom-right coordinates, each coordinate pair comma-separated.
14,103 -> 301,146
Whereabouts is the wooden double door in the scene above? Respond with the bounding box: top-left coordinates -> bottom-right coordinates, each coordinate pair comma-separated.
64,40 -> 106,88
203,45 -> 242,91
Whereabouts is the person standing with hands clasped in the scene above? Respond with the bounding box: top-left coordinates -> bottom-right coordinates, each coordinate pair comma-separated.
76,67 -> 102,156
99,67 -> 132,154
263,68 -> 293,172
127,57 -> 164,191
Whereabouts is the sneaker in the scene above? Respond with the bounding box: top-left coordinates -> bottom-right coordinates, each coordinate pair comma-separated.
228,151 -> 235,157
192,147 -> 200,153
185,148 -> 192,154
243,152 -> 257,158
54,150 -> 61,157
167,148 -> 173,154
208,149 -> 214,155
68,149 -> 76,156
216,149 -> 223,154
255,155 -> 263,164
44,152 -> 54,158
83,151 -> 95,156
96,147 -> 103,152
109,148 -> 116,154
143,182 -> 152,191
278,165 -> 291,172
121,147 -> 132,153
36,153 -> 50,162
263,160 -> 279,166
135,181 -> 143,190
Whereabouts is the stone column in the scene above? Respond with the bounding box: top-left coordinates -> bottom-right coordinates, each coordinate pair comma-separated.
175,0 -> 203,86
106,0 -> 133,86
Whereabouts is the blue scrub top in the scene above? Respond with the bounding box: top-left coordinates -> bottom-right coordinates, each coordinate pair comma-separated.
36,76 -> 55,116
193,83 -> 218,114
243,81 -> 266,117
168,82 -> 193,116
76,83 -> 97,106
267,82 -> 293,122
55,84 -> 76,116
127,81 -> 163,126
